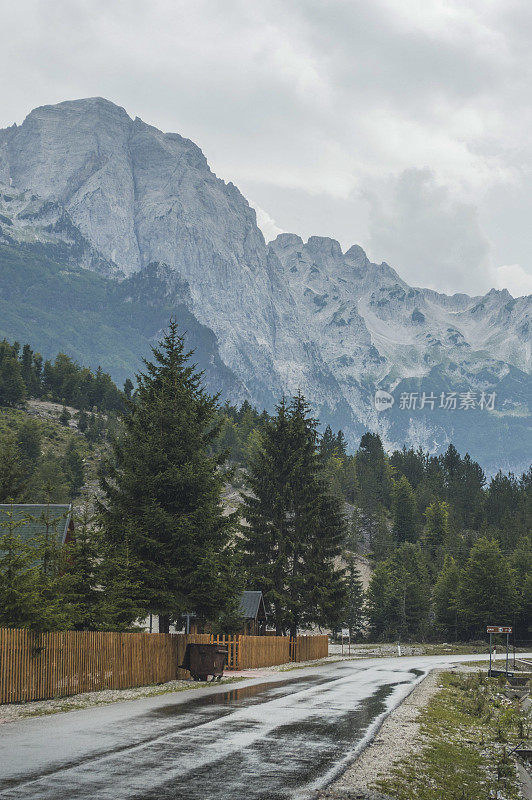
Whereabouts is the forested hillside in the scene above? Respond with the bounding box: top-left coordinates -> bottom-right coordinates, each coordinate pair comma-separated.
0,332 -> 530,642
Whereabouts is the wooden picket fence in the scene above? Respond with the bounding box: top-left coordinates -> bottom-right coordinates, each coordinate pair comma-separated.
0,628 -> 328,704
290,634 -> 329,663
211,634 -> 239,669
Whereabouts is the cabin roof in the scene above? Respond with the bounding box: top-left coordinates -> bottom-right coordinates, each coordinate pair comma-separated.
0,504 -> 72,546
238,590 -> 266,620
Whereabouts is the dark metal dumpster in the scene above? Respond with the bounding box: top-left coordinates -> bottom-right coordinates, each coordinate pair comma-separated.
180,643 -> 228,681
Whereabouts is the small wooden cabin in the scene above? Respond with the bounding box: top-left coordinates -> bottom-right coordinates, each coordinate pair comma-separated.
238,590 -> 267,635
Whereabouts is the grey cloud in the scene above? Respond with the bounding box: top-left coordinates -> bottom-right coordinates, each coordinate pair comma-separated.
366,168 -> 491,294
0,0 -> 531,295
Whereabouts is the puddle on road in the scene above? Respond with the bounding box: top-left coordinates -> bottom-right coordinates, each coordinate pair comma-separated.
148,674 -> 332,719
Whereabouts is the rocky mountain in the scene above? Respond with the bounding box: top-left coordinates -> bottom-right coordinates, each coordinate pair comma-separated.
0,98 -> 530,472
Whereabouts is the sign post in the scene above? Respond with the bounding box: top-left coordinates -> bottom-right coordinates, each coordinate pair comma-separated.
341,628 -> 349,656
487,626 -> 513,677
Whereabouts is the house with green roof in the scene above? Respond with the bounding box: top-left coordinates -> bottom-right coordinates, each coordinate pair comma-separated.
0,504 -> 74,548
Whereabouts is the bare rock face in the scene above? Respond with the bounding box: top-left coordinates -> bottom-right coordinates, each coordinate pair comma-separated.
1,98 -> 530,469
0,98 -> 309,409
0,182 -> 120,277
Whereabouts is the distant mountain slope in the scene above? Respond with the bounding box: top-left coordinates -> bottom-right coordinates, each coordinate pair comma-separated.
0,98 -> 530,472
0,240 -> 240,397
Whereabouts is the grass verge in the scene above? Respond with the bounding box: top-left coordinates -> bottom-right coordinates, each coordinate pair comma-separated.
374,671 -> 531,800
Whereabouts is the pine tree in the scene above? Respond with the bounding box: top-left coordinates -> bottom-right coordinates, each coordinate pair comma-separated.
0,344 -> 25,407
0,433 -> 26,502
370,508 -> 395,561
424,500 -> 449,565
319,425 -> 337,461
433,554 -> 460,639
241,393 -> 346,635
286,392 -> 346,635
77,409 -> 89,433
392,475 -> 419,543
123,378 -> 134,400
458,537 -> 516,638
304,489 -> 347,632
17,418 -> 41,466
30,504 -> 74,630
356,432 -> 392,510
344,555 -> 365,639
98,532 -> 145,630
64,506 -> 103,630
217,417 -> 241,462
243,428 -> 263,467
389,544 -> 430,640
335,430 -> 347,457
100,320 -> 237,631
366,561 -> 396,640
0,505 -> 39,627
366,544 -> 429,640
59,406 -> 71,426
63,440 -> 85,494
241,397 -> 296,634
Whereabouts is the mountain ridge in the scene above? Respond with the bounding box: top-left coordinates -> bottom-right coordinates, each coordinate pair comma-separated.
0,98 -> 530,471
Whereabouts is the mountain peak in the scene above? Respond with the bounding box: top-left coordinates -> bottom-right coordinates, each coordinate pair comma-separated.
28,96 -> 129,116
0,98 -> 530,473
306,236 -> 343,258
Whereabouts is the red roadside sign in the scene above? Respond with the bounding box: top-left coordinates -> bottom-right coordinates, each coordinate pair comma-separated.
487,626 -> 512,633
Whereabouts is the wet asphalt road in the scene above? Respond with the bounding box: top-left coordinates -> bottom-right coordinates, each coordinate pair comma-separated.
0,654 -> 512,800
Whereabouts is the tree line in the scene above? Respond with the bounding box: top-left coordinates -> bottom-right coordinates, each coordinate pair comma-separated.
0,322 -> 530,641
0,338 -> 126,412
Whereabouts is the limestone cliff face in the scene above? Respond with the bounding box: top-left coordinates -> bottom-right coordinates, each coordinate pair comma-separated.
1,98 -> 530,469
0,98 -> 308,408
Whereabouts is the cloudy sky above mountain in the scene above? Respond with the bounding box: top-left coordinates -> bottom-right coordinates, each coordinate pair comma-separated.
1,0 -> 531,296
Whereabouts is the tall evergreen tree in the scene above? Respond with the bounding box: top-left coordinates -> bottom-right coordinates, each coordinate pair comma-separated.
370,508 -> 395,561
319,425 -> 337,461
240,397 -> 296,634
100,321 -> 237,631
366,561 -> 396,640
98,530 -> 145,630
31,504 -> 74,630
0,342 -> 25,407
458,537 -> 516,638
0,505 -> 39,628
433,554 -> 460,639
63,440 -> 85,494
366,544 -> 430,640
356,432 -> 392,511
241,392 -> 346,635
392,475 -> 419,543
64,506 -> 103,630
424,500 -> 449,565
0,433 -> 26,502
344,555 -> 365,639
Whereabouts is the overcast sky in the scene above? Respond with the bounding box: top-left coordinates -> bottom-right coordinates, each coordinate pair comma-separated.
1,0 -> 532,296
